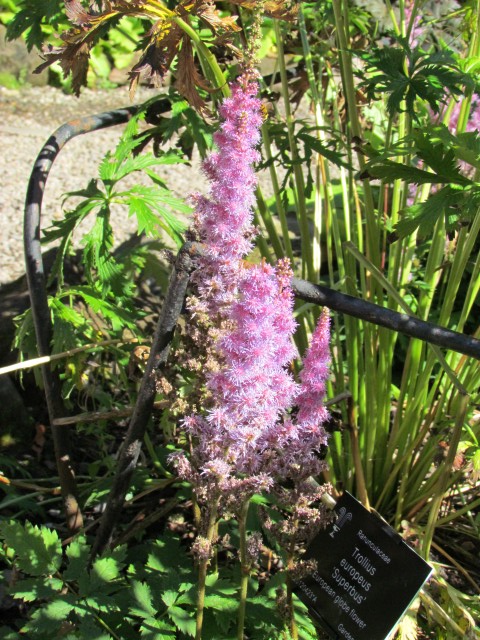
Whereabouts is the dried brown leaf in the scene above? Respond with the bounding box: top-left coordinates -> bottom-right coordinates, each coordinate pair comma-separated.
194,0 -> 241,33
175,37 -> 211,118
228,0 -> 298,21
128,20 -> 183,98
65,0 -> 92,26
36,28 -> 93,95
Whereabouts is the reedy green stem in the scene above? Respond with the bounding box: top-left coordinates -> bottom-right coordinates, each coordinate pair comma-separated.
274,20 -> 314,281
172,16 -> 229,98
331,0 -> 379,269
422,393 -> 470,558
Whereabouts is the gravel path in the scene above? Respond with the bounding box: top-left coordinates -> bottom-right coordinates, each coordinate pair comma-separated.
0,84 -> 209,287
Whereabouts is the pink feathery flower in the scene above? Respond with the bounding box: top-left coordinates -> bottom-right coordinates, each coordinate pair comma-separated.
404,0 -> 423,48
191,76 -> 263,318
296,308 -> 331,440
172,74 -> 331,511
447,93 -> 480,134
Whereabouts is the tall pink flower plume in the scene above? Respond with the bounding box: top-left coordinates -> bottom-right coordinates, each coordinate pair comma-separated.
171,74 -> 331,513
190,76 -> 263,319
297,308 -> 331,438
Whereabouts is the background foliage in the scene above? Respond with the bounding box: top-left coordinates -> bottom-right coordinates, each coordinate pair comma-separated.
0,0 -> 479,638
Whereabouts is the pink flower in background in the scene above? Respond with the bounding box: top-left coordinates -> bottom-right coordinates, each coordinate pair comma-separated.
404,0 -> 423,48
447,93 -> 480,134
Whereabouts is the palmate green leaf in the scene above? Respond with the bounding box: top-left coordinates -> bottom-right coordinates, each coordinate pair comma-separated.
122,184 -> 189,244
12,576 -> 64,602
358,40 -> 474,117
0,521 -> 62,577
64,286 -> 137,331
81,206 -> 128,296
43,181 -> 105,287
49,295 -> 90,354
98,115 -> 146,185
362,160 -> 450,185
21,595 -> 76,634
425,126 -> 480,170
140,618 -> 177,639
296,130 -> 348,168
6,0 -> 66,50
395,185 -> 479,238
130,580 -> 157,619
167,605 -> 196,637
100,151 -> 165,184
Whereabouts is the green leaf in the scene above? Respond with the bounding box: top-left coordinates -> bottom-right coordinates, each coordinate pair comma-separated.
64,287 -> 137,331
21,595 -> 76,634
0,521 -> 62,576
140,618 -> 177,639
0,626 -> 21,640
81,594 -> 121,613
297,131 -> 348,168
6,0 -> 66,50
130,580 -> 157,619
64,536 -> 90,583
395,186 -> 462,238
122,184 -> 189,244
77,617 -> 114,640
81,205 -> 127,295
161,589 -> 179,608
167,605 -> 196,637
204,594 -> 238,612
43,182 -> 105,287
100,151 -> 168,184
87,553 -> 124,593
362,159 -> 448,185
11,576 -> 64,602
358,41 -> 475,117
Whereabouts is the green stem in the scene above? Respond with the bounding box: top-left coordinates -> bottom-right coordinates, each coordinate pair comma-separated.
261,124 -> 294,262
274,20 -> 314,281
173,16 -> 229,97
331,0 -> 379,269
422,393 -> 470,558
286,548 -> 299,640
195,501 -> 219,640
237,500 -> 250,640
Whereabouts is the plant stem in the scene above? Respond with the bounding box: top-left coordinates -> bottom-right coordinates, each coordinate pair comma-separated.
274,20 -> 314,281
237,500 -> 250,640
196,501 -> 219,640
331,0 -> 379,268
422,393 -> 469,558
173,16 -> 229,97
286,546 -> 299,640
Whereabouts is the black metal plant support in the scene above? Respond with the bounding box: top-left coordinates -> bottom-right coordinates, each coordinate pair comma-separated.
24,107 -> 138,532
24,106 -> 480,542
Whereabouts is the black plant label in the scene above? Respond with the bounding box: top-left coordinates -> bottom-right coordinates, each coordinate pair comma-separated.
293,492 -> 432,640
